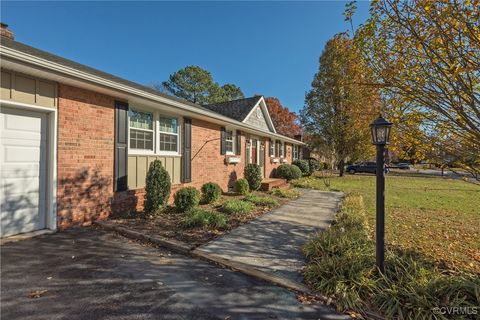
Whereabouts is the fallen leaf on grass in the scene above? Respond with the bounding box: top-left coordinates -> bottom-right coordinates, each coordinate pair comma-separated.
28,290 -> 48,298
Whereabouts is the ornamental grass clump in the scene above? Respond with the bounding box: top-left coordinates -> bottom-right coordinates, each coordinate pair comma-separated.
303,194 -> 480,318
174,187 -> 200,212
221,199 -> 255,215
144,160 -> 171,214
183,208 -> 227,229
270,188 -> 301,199
244,194 -> 279,208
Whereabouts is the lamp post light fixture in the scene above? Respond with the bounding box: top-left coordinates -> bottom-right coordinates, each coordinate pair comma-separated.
370,116 -> 393,273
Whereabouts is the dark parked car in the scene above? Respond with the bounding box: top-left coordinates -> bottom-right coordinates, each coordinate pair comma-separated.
347,162 -> 388,174
396,162 -> 411,170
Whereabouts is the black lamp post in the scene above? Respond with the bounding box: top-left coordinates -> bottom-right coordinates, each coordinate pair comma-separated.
370,116 -> 392,273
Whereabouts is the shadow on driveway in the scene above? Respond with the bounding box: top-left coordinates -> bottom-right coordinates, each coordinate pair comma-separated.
1,227 -> 349,320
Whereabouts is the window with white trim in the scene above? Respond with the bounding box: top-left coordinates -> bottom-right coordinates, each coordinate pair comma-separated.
269,140 -> 275,157
159,116 -> 179,152
280,141 -> 285,158
293,145 -> 299,160
129,110 -> 154,151
225,129 -> 234,154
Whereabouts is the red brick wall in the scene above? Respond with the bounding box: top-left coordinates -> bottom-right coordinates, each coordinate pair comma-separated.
263,140 -> 293,178
188,119 -> 246,191
57,84 -> 115,229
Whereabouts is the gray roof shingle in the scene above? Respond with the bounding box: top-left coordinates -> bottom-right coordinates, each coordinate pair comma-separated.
203,96 -> 262,122
0,37 -> 215,112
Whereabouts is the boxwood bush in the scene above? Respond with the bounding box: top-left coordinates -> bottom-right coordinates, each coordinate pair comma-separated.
144,160 -> 171,214
244,164 -> 262,190
292,160 -> 310,176
275,164 -> 302,181
201,182 -> 222,204
222,199 -> 255,215
183,208 -> 227,229
234,178 -> 250,195
174,187 -> 200,212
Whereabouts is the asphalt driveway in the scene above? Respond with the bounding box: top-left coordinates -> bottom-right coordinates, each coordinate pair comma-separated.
0,228 -> 348,320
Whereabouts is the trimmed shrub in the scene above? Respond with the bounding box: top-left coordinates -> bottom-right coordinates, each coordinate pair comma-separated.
222,199 -> 255,215
293,160 -> 310,176
144,160 -> 171,214
307,158 -> 320,175
234,178 -> 250,195
270,188 -> 301,199
244,194 -> 279,207
174,187 -> 200,212
275,164 -> 302,181
201,182 -> 222,204
244,164 -> 262,190
183,208 -> 227,229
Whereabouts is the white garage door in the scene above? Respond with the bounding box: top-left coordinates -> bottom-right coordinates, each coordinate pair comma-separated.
0,107 -> 48,238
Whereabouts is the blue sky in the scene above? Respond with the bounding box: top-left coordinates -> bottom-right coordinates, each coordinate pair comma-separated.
1,1 -> 371,113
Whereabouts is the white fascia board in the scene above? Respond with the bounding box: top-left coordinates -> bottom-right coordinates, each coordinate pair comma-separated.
0,46 -> 304,145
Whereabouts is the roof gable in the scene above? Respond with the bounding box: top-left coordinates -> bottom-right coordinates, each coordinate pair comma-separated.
243,98 -> 276,133
203,96 -> 276,133
202,96 -> 261,122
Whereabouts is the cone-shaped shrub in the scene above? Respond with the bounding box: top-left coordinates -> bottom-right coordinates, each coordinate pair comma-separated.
144,160 -> 171,213
244,164 -> 262,190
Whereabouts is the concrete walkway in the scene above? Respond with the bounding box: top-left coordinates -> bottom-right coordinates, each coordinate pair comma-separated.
195,189 -> 344,285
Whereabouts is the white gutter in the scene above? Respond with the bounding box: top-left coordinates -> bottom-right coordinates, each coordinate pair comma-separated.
0,45 -> 305,145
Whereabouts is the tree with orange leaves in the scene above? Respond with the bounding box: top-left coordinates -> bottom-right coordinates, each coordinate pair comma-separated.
264,97 -> 302,138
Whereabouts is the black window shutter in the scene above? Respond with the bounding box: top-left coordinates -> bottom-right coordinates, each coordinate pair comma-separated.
114,100 -> 128,192
182,118 -> 192,183
235,130 -> 241,155
220,127 -> 226,155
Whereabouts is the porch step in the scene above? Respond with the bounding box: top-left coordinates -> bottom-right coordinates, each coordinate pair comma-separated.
260,178 -> 289,191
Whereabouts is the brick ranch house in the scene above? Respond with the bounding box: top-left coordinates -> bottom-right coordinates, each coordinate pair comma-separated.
0,25 -> 305,238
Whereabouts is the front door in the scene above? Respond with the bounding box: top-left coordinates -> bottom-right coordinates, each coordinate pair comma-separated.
248,137 -> 265,178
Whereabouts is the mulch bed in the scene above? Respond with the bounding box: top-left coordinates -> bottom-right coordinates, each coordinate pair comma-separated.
109,191 -> 292,247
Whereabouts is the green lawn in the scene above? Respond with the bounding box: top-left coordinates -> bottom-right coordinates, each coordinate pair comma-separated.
293,173 -> 480,274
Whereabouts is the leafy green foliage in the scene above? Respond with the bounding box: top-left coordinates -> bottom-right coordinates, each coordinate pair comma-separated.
307,158 -> 320,175
275,164 -> 302,181
160,65 -> 244,104
304,194 -> 480,318
183,208 -> 227,229
234,178 -> 250,195
144,160 -> 171,214
292,160 -> 310,176
244,194 -> 279,208
173,187 -> 200,212
270,188 -> 301,199
201,182 -> 222,204
244,164 -> 262,190
221,199 -> 255,215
